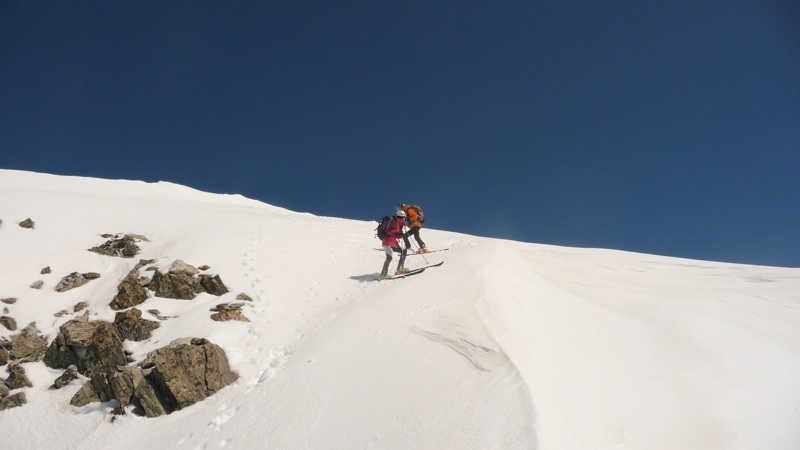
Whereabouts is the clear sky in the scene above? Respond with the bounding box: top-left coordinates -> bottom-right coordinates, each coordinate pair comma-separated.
2,1 -> 799,267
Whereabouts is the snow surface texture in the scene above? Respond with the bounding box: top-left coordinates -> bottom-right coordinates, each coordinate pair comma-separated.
1,169 -> 799,449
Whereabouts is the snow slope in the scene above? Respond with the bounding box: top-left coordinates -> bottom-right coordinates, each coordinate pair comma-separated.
1,169 -> 799,449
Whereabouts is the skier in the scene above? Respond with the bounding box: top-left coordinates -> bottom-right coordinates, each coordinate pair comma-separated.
379,210 -> 409,280
398,203 -> 427,253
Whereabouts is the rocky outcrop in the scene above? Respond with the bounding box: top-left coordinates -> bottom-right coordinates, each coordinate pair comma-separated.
198,274 -> 229,296
1,298 -> 16,305
19,218 -> 34,229
110,269 -> 150,310
113,308 -> 159,341
149,269 -> 203,299
51,364 -> 80,389
148,261 -> 228,300
43,318 -> 127,378
0,392 -> 26,411
0,316 -> 16,331
55,272 -> 100,293
9,323 -> 48,362
89,234 -> 146,257
5,361 -> 33,389
210,303 -> 249,322
71,338 -> 238,417
78,322 -> 128,377
169,260 -> 198,276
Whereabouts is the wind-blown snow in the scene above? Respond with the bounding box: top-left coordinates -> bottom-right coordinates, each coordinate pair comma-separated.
1,169 -> 799,449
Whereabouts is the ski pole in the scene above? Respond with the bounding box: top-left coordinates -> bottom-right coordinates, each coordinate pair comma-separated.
403,225 -> 429,264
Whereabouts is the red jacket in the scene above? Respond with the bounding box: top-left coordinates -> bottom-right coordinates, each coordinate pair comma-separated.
381,217 -> 403,249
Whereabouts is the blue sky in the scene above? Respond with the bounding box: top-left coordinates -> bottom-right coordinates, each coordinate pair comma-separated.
2,1 -> 799,267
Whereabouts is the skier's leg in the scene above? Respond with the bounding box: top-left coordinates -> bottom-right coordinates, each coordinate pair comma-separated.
381,246 -> 393,276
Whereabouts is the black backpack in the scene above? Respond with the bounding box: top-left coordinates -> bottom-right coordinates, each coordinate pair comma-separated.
376,216 -> 400,239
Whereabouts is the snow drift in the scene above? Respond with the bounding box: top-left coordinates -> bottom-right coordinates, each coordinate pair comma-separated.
1,169 -> 799,449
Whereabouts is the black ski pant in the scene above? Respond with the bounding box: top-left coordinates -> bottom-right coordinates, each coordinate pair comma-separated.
403,226 -> 426,250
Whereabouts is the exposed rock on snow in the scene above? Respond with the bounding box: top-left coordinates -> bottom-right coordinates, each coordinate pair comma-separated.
9,323 -> 47,362
18,218 -> 34,229
4,360 -> 33,389
50,364 -> 79,389
169,259 -> 199,275
110,269 -> 150,310
148,261 -> 229,300
43,319 -> 127,379
0,316 -> 17,331
0,392 -> 26,411
210,303 -> 249,322
113,307 -> 159,341
54,272 -> 100,293
88,234 -> 145,257
71,337 -> 238,417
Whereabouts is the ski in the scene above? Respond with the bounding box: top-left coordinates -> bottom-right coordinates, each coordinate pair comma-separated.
374,268 -> 425,281
374,262 -> 444,281
374,248 -> 449,254
406,248 -> 449,256
416,261 -> 444,269
391,268 -> 426,279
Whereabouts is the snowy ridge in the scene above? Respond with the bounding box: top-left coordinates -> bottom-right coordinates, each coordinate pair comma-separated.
1,170 -> 799,449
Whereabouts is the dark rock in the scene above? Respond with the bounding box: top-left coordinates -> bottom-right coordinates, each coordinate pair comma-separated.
236,293 -> 254,302
0,392 -> 26,410
198,274 -> 229,296
51,364 -> 80,389
88,235 -> 142,257
55,272 -> 93,292
77,322 -> 127,378
149,270 -> 203,300
70,372 -> 114,407
1,298 -> 16,305
110,269 -> 150,310
82,272 -> 101,280
43,319 -> 127,378
74,301 -> 89,313
9,323 -> 48,362
43,332 -> 79,369
0,346 -> 8,366
19,218 -> 34,229
113,308 -> 159,341
41,266 -> 52,274
30,280 -> 44,289
71,338 -> 238,417
0,316 -> 16,331
138,338 -> 238,415
210,303 -> 249,322
5,361 -> 33,389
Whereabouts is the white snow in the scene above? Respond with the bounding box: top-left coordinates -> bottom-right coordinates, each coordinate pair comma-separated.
1,169 -> 799,449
